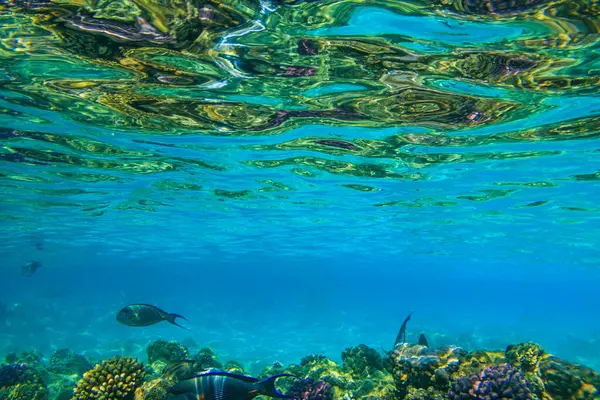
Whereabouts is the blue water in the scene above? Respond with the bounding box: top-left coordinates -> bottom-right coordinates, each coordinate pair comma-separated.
1,0 -> 600,379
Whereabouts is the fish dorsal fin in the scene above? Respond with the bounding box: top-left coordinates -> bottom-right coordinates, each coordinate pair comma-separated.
135,303 -> 165,312
192,371 -> 260,383
394,312 -> 413,347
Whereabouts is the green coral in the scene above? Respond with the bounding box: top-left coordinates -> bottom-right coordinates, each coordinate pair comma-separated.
47,375 -> 79,400
261,351 -> 397,399
506,342 -> 545,373
386,344 -> 465,397
71,356 -> 145,400
49,349 -> 93,376
540,357 -> 600,399
146,340 -> 189,364
191,348 -> 222,370
341,344 -> 384,378
0,382 -> 48,400
0,364 -> 48,400
223,361 -> 245,374
3,351 -> 44,366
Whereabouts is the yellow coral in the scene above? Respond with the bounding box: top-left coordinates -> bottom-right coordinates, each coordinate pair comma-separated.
72,356 -> 144,400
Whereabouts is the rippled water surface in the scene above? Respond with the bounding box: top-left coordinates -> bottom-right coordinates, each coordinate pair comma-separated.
1,0 -> 600,368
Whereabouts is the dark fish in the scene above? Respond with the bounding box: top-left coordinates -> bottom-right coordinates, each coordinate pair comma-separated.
418,333 -> 429,347
116,304 -> 188,330
162,360 -> 202,381
167,371 -> 295,399
394,312 -> 413,347
21,261 -> 42,277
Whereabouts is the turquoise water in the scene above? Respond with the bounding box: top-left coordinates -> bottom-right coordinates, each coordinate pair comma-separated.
1,0 -> 600,379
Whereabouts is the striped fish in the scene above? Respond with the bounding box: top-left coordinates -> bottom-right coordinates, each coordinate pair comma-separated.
167,370 -> 295,399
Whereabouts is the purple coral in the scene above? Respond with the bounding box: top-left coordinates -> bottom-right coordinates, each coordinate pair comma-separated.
287,378 -> 334,400
449,364 -> 533,399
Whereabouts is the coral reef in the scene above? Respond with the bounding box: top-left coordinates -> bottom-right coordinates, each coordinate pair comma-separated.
385,342 -> 600,400
385,344 -> 466,398
263,350 -> 397,399
133,378 -> 169,400
146,340 -> 189,364
449,364 -> 533,399
0,363 -> 48,400
191,347 -> 223,370
0,363 -> 32,387
47,375 -> 79,400
0,340 -> 597,400
505,343 -> 546,373
539,357 -> 600,399
72,356 -> 144,400
286,378 -> 334,400
4,351 -> 44,367
223,361 -> 245,374
341,344 -> 384,377
49,349 -> 93,376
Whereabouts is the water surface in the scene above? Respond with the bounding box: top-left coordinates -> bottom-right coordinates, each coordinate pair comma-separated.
1,0 -> 600,371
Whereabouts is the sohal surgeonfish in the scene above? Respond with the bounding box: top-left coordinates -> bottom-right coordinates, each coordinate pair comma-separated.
167,370 -> 295,399
116,304 -> 188,329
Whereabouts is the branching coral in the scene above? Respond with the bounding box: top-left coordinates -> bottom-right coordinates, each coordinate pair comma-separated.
449,364 -> 533,400
72,356 -> 144,400
286,378 -> 334,400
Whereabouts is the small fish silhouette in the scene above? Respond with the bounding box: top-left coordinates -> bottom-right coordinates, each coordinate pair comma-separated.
116,304 -> 188,329
167,370 -> 295,399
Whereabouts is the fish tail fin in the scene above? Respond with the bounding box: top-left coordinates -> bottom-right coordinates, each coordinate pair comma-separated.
166,313 -> 189,330
257,374 -> 296,398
